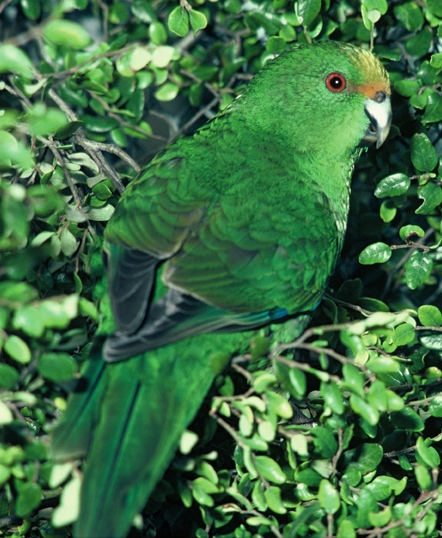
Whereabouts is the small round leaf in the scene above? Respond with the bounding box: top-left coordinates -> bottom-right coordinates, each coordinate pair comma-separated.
359,242 -> 392,265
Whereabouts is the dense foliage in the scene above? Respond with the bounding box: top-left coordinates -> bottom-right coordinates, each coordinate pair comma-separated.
1,0 -> 442,536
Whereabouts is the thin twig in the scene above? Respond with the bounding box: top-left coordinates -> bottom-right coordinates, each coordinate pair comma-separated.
48,88 -> 126,193
80,139 -> 141,173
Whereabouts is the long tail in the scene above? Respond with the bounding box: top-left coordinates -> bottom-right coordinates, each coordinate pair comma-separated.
51,331 -> 248,538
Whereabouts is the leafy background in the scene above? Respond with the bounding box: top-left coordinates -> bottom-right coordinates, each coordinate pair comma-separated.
1,0 -> 442,536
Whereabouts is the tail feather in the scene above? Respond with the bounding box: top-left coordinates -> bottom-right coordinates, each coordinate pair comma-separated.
53,331 -> 249,538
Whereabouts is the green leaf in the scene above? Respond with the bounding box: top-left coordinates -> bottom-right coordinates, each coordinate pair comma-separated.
253,372 -> 277,393
415,182 -> 442,214
366,356 -> 400,373
369,507 -> 392,527
0,130 -> 34,169
242,396 -> 266,413
404,27 -> 433,58
196,461 -> 218,485
428,394 -> 442,417
116,48 -> 152,77
60,228 -> 79,257
93,182 -> 113,201
427,0 -> 442,16
374,173 -> 411,198
414,464 -> 432,490
312,427 -> 338,459
405,251 -> 433,290
0,364 -> 19,389
288,367 -> 306,398
4,335 -> 31,364
109,2 -> 129,24
149,21 -> 168,44
52,475 -> 81,527
251,480 -> 267,511
361,0 -> 388,29
296,466 -> 322,487
337,520 -> 356,538
298,0 -> 322,27
154,82 -> 179,102
321,381 -> 344,414
0,44 -> 34,79
416,437 -> 440,468
246,516 -> 274,527
54,120 -> 84,140
386,390 -> 405,412
379,200 -> 396,223
359,242 -> 392,265
264,485 -> 287,514
189,9 -> 208,36
0,402 -> 14,425
394,2 -> 424,32
131,0 -> 156,22
179,430 -> 199,454
0,464 -> 11,485
192,484 -> 214,507
239,412 -> 253,437
254,456 -> 286,484
266,36 -> 286,54
0,281 -> 38,303
410,133 -> 438,172
84,204 -> 115,221
318,480 -> 340,514
368,381 -> 388,412
43,20 -> 92,49
342,363 -> 365,397
399,225 -> 425,242
418,305 -> 442,327
391,407 -> 424,431
394,79 -> 420,97
16,482 -> 42,517
393,323 -> 415,346
130,47 -> 152,71
13,305 -> 45,338
420,333 -> 442,350
291,433 -> 309,456
21,0 -> 41,20
38,352 -> 77,382
71,152 -> 100,174
151,46 -> 176,68
80,115 -> 119,133
168,6 -> 189,37
265,391 -> 293,419
350,394 -> 379,426
49,463 -> 74,489
422,93 -> 442,124
192,477 -> 219,495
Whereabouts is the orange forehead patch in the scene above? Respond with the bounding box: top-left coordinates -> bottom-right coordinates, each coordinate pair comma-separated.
356,81 -> 391,99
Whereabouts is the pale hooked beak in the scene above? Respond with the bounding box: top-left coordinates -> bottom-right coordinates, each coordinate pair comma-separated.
363,92 -> 392,148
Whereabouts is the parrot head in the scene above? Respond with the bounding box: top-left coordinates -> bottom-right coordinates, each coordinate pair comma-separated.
239,41 -> 392,155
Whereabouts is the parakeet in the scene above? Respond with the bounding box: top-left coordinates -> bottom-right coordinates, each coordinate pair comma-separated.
51,41 -> 391,538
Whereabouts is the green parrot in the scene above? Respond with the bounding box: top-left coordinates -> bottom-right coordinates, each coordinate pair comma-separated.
51,41 -> 391,537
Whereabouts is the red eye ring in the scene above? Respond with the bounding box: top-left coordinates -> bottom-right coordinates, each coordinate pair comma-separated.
326,73 -> 346,93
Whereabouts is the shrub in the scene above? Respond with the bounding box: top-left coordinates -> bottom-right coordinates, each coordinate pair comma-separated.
0,0 -> 441,536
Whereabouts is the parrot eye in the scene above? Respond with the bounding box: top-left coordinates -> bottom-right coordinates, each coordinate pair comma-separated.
325,73 -> 346,92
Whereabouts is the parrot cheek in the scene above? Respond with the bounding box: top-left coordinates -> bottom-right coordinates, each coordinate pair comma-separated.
363,96 -> 392,148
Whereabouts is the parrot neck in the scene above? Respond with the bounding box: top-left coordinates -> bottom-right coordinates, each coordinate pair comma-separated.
307,149 -> 357,238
